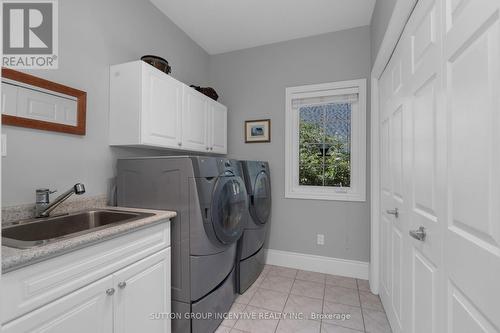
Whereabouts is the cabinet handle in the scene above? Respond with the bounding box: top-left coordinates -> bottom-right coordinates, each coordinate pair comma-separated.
106,288 -> 115,296
210,147 -> 213,151
206,147 -> 209,151
178,142 -> 182,146
118,281 -> 127,289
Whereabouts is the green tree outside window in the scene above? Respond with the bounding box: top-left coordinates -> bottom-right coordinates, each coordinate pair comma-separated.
298,106 -> 351,187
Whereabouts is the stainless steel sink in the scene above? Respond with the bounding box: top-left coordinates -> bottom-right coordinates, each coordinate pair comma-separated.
2,209 -> 155,249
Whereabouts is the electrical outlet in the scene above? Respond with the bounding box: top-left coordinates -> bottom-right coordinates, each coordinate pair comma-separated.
317,234 -> 325,245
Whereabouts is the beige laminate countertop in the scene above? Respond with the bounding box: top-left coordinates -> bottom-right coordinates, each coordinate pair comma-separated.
1,206 -> 176,273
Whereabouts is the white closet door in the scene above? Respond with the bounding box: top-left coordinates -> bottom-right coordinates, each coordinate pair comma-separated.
379,37 -> 408,333
379,0 -> 500,332
379,0 -> 445,332
404,0 -> 445,332
443,0 -> 500,331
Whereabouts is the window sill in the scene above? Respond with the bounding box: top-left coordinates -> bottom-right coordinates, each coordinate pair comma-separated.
285,189 -> 366,202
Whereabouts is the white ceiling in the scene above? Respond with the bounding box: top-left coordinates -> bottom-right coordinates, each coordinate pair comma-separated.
150,0 -> 376,55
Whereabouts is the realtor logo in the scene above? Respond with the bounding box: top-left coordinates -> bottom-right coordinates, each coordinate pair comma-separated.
2,0 -> 58,69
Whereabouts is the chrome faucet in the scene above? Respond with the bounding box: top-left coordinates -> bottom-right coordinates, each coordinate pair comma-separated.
35,183 -> 86,218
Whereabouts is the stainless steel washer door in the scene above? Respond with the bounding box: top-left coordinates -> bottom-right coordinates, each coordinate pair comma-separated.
250,171 -> 271,225
211,175 -> 247,244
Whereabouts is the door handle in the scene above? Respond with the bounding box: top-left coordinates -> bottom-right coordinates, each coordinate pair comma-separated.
386,208 -> 399,218
409,226 -> 426,241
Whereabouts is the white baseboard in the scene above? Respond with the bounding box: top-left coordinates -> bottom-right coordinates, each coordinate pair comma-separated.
264,249 -> 369,280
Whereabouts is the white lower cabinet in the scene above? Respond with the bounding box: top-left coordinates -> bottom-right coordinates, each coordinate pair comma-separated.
2,246 -> 171,333
114,248 -> 171,333
2,276 -> 114,333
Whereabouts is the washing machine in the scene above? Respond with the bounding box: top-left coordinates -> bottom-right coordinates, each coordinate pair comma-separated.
117,156 -> 248,333
236,160 -> 272,293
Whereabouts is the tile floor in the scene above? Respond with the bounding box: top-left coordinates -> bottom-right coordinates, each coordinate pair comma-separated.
216,265 -> 392,333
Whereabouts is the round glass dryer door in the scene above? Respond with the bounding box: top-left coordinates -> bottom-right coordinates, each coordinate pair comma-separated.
211,175 -> 248,244
250,171 -> 271,225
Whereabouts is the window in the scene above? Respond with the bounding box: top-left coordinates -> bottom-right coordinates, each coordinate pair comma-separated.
285,79 -> 366,201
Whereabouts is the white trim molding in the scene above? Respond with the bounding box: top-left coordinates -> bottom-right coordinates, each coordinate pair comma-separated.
264,249 -> 369,280
370,0 -> 418,295
285,79 -> 367,202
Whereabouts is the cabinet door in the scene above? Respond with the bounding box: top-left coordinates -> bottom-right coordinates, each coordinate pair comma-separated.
16,85 -> 78,126
114,248 -> 171,333
2,276 -> 113,333
142,65 -> 183,148
209,101 -> 227,154
182,87 -> 209,151
1,82 -> 18,116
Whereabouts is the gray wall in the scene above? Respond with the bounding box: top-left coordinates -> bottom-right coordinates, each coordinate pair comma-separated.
2,3 -> 372,262
370,0 -> 397,64
209,27 -> 371,262
2,0 -> 209,206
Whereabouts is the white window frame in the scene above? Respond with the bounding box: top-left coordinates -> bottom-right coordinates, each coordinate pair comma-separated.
285,79 -> 366,202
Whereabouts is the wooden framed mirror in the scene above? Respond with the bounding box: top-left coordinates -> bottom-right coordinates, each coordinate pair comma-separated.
1,68 -> 87,135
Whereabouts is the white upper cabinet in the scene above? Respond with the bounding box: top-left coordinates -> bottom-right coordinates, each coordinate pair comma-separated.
109,61 -> 227,154
182,86 -> 209,151
142,65 -> 183,147
209,100 -> 227,154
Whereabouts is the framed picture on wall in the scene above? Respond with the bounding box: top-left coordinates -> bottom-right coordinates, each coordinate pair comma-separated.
245,119 -> 271,143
